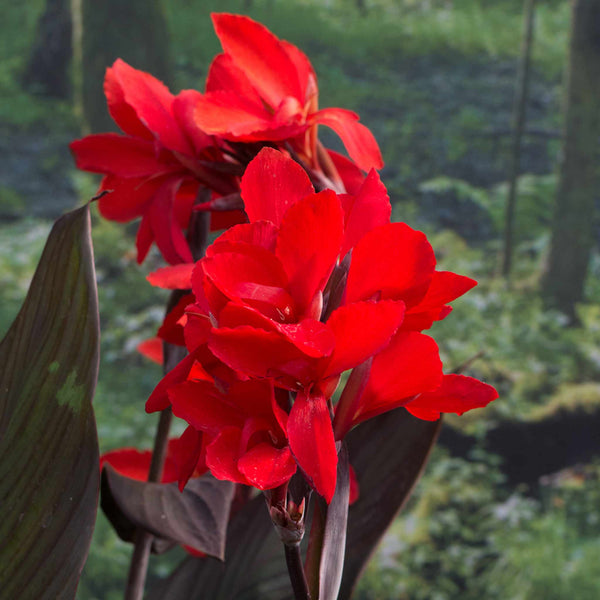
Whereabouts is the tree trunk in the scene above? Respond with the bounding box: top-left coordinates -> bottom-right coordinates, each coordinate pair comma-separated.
502,0 -> 536,279
541,0 -> 600,321
73,0 -> 171,133
21,0 -> 72,98
356,0 -> 368,16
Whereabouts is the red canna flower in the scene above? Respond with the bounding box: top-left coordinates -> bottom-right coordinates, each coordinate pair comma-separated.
70,59 -> 243,265
167,377 -> 297,491
147,148 -> 496,503
141,304 -> 299,493
194,14 -> 383,178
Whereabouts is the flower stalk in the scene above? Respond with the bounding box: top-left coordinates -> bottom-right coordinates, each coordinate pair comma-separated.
124,407 -> 172,600
284,543 -> 312,600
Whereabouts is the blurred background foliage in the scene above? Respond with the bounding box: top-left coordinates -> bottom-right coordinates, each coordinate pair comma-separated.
1,0 -> 599,598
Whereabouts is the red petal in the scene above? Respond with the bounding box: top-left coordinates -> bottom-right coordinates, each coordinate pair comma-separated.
313,107 -> 383,171
70,134 -> 174,177
100,448 -> 152,481
169,426 -> 207,490
405,374 -> 498,421
173,179 -> 198,229
241,148 -> 314,227
277,319 -> 336,358
158,293 -> 195,346
187,359 -> 214,383
184,312 -> 212,353
340,169 -> 391,258
288,392 -> 337,503
355,332 -> 443,425
209,325 -> 329,387
104,61 -> 153,139
146,351 -> 198,413
276,189 -> 344,316
111,59 -> 192,155
148,178 -> 194,264
206,53 -> 263,105
98,175 -> 162,222
100,444 -> 181,484
189,345 -> 241,386
212,13 -> 303,107
216,303 -> 336,365
346,223 -> 436,308
225,380 -> 278,422
207,221 -> 278,255
173,89 -> 213,154
168,380 -> 244,434
324,300 -> 405,378
403,271 -> 477,330
147,264 -> 195,289
205,427 -> 248,485
280,39 -> 315,103
272,389 -> 290,435
237,443 -> 297,490
328,150 -> 365,195
137,337 -> 163,365
348,464 -> 359,505
201,245 -> 293,320
194,90 -> 275,138
136,213 -> 154,264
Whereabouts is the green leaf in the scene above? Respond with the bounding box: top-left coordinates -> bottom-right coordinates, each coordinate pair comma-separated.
101,467 -> 234,559
0,205 -> 100,599
339,408 -> 441,599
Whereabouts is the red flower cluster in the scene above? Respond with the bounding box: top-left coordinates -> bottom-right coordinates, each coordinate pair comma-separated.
70,59 -> 243,264
194,14 -> 382,174
75,12 -> 498,507
146,148 -> 497,502
70,14 -> 382,266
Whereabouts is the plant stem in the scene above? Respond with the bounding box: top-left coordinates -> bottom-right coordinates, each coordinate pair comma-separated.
124,407 -> 173,600
124,201 -> 208,600
284,543 -> 312,600
304,498 -> 326,599
124,530 -> 153,600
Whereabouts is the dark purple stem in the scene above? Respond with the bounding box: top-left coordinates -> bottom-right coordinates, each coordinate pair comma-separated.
124,205 -> 210,600
124,407 -> 172,600
304,498 -> 326,598
285,543 -> 312,600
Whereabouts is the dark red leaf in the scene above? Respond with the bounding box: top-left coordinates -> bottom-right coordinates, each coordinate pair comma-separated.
339,408 -> 441,598
101,466 -> 234,560
147,494 -> 294,600
0,205 -> 100,599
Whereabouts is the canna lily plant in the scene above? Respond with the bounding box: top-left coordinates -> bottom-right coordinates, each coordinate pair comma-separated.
0,12 -> 497,600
